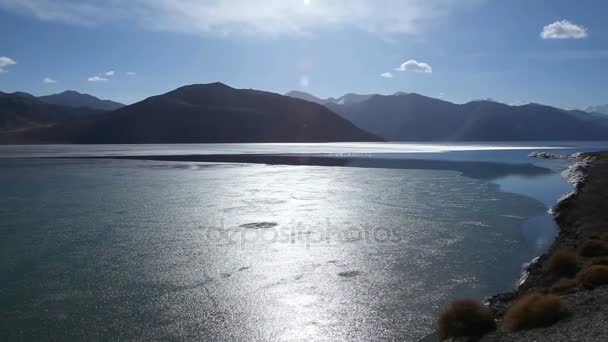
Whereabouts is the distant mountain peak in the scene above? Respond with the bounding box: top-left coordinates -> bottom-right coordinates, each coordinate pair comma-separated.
284,91 -> 327,105
37,91 -> 124,111
11,91 -> 37,99
585,104 -> 608,115
59,90 -> 83,95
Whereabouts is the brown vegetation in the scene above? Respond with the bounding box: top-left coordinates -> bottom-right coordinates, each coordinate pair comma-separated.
576,265 -> 608,289
589,257 -> 608,266
547,249 -> 578,277
578,239 -> 608,257
437,299 -> 496,341
503,293 -> 569,331
549,278 -> 578,294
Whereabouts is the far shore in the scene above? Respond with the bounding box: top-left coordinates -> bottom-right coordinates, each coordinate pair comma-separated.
52,153 -> 552,180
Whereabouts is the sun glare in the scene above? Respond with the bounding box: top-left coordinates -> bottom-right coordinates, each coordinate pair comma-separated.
303,0 -> 311,6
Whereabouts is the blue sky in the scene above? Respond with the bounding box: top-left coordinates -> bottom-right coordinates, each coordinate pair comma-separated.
0,0 -> 606,108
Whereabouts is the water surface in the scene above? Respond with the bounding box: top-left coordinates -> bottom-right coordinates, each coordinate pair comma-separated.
0,142 -> 603,341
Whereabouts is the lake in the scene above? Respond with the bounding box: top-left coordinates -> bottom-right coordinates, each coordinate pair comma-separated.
1,142 -> 606,341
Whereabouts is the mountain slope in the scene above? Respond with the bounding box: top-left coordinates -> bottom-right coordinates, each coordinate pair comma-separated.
0,92 -> 101,132
331,94 -> 608,141
284,91 -> 327,105
32,83 -> 381,144
585,104 -> 608,115
285,91 -> 374,106
38,91 -> 125,111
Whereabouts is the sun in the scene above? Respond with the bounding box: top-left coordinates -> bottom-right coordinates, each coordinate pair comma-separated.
303,0 -> 311,6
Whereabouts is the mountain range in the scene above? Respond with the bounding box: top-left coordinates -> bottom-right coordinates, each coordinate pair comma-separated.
37,91 -> 125,111
0,83 -> 380,144
0,92 -> 102,132
285,90 -> 375,106
287,91 -> 608,141
9,90 -> 125,111
1,84 -> 607,144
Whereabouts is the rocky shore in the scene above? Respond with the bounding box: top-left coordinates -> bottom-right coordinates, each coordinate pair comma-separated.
482,151 -> 608,341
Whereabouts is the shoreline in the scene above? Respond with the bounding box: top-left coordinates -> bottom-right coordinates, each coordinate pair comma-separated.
482,151 -> 608,341
486,152 -> 596,313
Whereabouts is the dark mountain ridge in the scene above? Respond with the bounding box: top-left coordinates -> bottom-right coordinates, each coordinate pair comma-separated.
327,93 -> 608,141
8,83 -> 381,144
37,90 -> 125,111
4,84 -> 607,144
0,92 -> 102,132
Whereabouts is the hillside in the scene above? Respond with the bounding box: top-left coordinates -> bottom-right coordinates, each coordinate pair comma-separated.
0,92 -> 101,132
12,83 -> 381,144
37,90 -> 125,111
329,93 -> 608,141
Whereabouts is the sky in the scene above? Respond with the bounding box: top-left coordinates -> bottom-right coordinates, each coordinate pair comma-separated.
0,0 -> 606,109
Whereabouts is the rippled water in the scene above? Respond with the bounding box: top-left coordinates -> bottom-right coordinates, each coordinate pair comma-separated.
0,143 -> 604,341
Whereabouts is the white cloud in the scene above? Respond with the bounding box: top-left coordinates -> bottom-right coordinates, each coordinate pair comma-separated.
380,72 -> 393,78
395,60 -> 432,73
0,0 -> 482,36
0,56 -> 16,72
541,20 -> 588,39
43,77 -> 57,84
126,71 -> 136,76
88,76 -> 108,82
105,70 -> 115,76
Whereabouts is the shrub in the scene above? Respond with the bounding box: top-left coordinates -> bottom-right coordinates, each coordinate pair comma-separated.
547,249 -> 578,276
578,240 -> 608,257
503,293 -> 569,331
590,257 -> 608,266
437,299 -> 496,341
549,278 -> 578,294
576,265 -> 608,289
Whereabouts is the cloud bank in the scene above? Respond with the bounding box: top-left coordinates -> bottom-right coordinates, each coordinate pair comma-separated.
0,0 -> 481,36
0,56 -> 16,72
396,60 -> 432,73
541,20 -> 588,39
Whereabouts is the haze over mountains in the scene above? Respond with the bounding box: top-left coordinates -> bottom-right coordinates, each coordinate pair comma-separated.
1,83 -> 607,144
585,104 -> 608,115
285,91 -> 374,106
287,91 -> 608,141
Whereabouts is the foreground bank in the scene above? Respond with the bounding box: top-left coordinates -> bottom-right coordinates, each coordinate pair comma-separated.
437,151 -> 608,341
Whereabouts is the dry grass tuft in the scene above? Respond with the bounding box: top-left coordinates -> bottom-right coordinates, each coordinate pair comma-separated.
547,249 -> 578,276
576,265 -> 608,289
578,239 -> 608,257
590,257 -> 608,266
437,299 -> 496,340
503,293 -> 569,331
549,278 -> 578,294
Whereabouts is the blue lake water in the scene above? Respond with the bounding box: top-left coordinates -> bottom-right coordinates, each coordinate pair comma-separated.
0,142 -> 606,341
